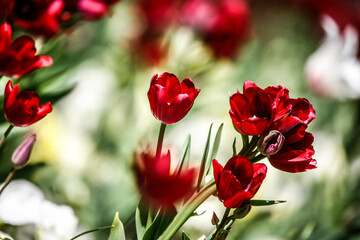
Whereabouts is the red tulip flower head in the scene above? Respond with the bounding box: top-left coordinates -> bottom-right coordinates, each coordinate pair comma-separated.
4,81 -> 53,127
147,72 -> 200,124
229,81 -> 317,173
0,23 -> 53,78
213,155 -> 267,208
134,150 -> 196,209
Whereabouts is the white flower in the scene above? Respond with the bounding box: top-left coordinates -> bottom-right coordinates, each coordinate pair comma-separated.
0,180 -> 78,240
305,15 -> 360,99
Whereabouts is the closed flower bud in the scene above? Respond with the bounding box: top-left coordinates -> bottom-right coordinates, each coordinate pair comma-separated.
233,202 -> 251,219
12,134 -> 36,169
257,130 -> 285,156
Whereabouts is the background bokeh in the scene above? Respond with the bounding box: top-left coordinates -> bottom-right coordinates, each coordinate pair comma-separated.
1,0 -> 360,239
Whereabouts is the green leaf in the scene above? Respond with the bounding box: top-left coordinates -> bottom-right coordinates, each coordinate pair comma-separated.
182,232 -> 191,240
176,134 -> 191,174
108,212 -> 125,240
250,199 -> 286,206
143,207 -> 177,240
197,123 -> 213,190
232,138 -> 237,156
135,207 -> 146,240
205,123 -> 224,176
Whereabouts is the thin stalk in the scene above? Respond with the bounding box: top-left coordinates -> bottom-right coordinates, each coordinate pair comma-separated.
156,123 -> 167,160
70,225 -> 114,240
0,168 -> 16,195
251,154 -> 266,163
239,135 -> 259,157
0,124 -> 14,149
158,181 -> 216,240
211,208 -> 231,240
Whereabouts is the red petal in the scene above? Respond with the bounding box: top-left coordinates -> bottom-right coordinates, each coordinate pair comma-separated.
223,155 -> 253,188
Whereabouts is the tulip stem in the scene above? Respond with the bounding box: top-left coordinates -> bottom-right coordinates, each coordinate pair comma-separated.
239,136 -> 259,157
158,181 -> 216,240
70,225 -> 115,240
0,124 -> 14,149
251,154 -> 266,163
0,167 -> 16,196
156,123 -> 167,160
211,207 -> 231,240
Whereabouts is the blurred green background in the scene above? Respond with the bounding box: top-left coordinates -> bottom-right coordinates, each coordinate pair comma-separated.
1,0 -> 360,239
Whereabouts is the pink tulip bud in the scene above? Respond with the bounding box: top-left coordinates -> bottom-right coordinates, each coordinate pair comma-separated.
257,130 -> 285,156
12,134 -> 36,169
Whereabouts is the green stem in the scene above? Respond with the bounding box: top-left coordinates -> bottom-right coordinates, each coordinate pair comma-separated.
250,154 -> 266,163
0,124 -> 14,149
70,225 -> 114,240
156,123 -> 167,160
239,136 -> 259,157
241,134 -> 249,149
211,208 -> 231,240
0,167 -> 16,196
158,181 -> 216,240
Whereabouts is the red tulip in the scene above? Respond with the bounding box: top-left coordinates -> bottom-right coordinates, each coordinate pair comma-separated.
12,0 -> 65,38
134,150 -> 196,209
4,81 -> 53,127
147,72 -> 200,124
181,0 -> 250,58
213,156 -> 267,208
269,117 -> 316,173
0,23 -> 53,78
229,81 -> 273,135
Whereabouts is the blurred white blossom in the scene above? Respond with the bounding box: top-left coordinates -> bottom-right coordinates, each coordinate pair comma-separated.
305,15 -> 360,99
0,180 -> 78,240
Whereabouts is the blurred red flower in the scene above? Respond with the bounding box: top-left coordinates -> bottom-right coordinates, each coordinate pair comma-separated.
65,0 -> 119,20
12,0 -> 65,38
181,0 -> 250,58
0,0 -> 14,20
147,72 -> 200,124
4,80 -> 53,127
134,150 -> 196,209
212,156 -> 267,208
0,23 -> 53,78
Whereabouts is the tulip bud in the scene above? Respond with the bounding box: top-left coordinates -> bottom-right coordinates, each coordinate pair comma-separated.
211,212 -> 219,226
257,130 -> 285,156
233,202 -> 251,219
12,134 -> 36,169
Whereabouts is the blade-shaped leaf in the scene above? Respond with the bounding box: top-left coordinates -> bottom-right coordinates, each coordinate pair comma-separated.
176,134 -> 191,174
143,207 -> 177,240
197,123 -> 213,190
232,138 -> 237,156
108,212 -> 125,240
182,232 -> 191,240
205,123 -> 223,176
250,200 -> 286,206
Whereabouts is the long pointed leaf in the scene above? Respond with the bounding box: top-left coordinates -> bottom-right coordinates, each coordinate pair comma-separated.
250,200 -> 286,206
108,212 -> 125,240
176,134 -> 191,174
232,138 -> 237,156
197,123 -> 213,190
205,123 -> 223,176
182,232 -> 191,240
